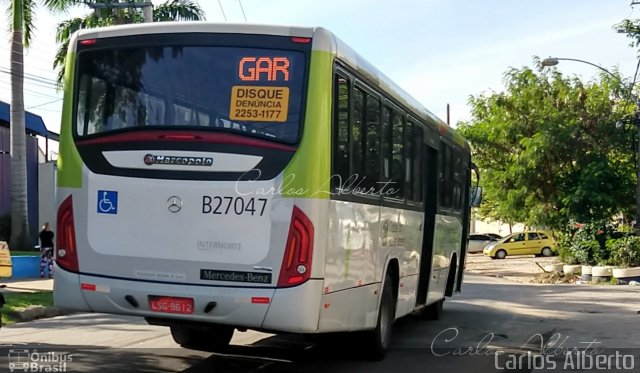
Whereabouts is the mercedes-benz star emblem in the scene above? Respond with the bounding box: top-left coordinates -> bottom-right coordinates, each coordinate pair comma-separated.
167,196 -> 182,213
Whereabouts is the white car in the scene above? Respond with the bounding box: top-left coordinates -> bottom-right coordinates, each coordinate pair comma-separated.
467,233 -> 499,253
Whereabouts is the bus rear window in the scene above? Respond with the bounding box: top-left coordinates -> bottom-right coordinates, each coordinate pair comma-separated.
74,42 -> 307,143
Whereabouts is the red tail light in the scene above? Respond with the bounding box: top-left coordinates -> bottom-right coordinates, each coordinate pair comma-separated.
159,134 -> 201,140
56,195 -> 79,272
277,206 -> 314,287
291,37 -> 312,44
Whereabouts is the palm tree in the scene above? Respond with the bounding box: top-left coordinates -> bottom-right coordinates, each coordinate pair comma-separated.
53,0 -> 206,86
6,0 -> 72,250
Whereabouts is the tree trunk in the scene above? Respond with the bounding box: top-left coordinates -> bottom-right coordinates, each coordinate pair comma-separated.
9,0 -> 31,251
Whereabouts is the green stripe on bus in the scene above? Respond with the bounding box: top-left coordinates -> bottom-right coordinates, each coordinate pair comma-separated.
282,50 -> 333,199
57,52 -> 83,188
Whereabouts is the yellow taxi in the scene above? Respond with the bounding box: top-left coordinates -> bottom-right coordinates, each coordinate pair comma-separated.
483,231 -> 557,259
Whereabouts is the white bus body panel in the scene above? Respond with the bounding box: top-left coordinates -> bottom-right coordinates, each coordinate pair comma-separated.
428,214 -> 463,300
318,199 -> 425,331
54,262 -> 325,332
78,161 -> 291,279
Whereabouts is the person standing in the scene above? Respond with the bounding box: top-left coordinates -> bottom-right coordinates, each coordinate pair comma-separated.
39,222 -> 54,278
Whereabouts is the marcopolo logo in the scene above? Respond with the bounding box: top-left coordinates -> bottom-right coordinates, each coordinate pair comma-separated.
143,154 -> 213,167
8,349 -> 73,372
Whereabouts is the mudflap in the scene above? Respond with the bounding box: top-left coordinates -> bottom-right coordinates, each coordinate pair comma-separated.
0,292 -> 4,330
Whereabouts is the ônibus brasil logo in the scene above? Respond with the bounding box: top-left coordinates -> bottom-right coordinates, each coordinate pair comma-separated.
143,154 -> 213,167
8,349 -> 73,372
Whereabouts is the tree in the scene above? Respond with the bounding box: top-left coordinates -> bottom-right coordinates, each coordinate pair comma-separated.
52,0 -> 206,86
5,0 -> 70,250
458,57 -> 636,230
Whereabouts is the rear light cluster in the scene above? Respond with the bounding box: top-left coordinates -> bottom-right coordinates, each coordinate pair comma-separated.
277,206 -> 314,287
291,37 -> 311,44
56,195 -> 79,272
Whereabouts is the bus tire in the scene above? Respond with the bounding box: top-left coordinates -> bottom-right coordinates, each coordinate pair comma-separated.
361,272 -> 396,361
170,324 -> 234,351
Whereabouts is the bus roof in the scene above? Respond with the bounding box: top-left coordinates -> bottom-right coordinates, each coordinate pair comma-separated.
72,22 -> 469,151
327,31 -> 469,150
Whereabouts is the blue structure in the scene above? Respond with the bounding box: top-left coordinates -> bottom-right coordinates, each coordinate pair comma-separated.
10,256 -> 41,278
0,100 -> 58,246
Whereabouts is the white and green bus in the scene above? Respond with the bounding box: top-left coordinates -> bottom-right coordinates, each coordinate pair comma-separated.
54,22 -> 480,360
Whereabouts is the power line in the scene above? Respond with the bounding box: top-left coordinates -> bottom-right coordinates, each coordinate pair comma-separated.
0,76 -> 58,92
0,67 -> 58,88
0,79 -> 61,100
217,0 -> 227,21
238,0 -> 247,22
2,43 -> 58,57
26,98 -> 63,110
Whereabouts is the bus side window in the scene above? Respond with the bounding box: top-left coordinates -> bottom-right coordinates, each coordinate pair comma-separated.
352,87 -> 365,182
391,111 -> 405,200
453,150 -> 463,211
364,94 -> 380,191
332,74 -> 350,192
412,125 -> 423,204
439,142 -> 453,209
382,107 -> 392,181
404,121 -> 414,202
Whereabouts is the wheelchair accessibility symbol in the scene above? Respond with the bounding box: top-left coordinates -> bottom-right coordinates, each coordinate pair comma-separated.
97,190 -> 118,214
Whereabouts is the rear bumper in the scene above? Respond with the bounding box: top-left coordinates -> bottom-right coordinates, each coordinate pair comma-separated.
53,264 -> 323,333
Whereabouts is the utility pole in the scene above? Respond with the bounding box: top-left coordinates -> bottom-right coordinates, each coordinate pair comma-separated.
142,3 -> 153,22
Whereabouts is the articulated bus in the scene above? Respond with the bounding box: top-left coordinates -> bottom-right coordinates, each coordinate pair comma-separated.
54,22 -> 480,360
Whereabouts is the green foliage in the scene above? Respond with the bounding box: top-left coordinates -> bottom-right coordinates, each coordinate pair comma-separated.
1,291 -> 53,324
608,236 -> 640,268
53,0 -> 206,87
557,231 -> 579,264
458,58 -> 636,229
555,220 -> 640,267
614,19 -> 640,53
568,237 -> 599,266
556,221 -> 615,265
8,250 -> 39,256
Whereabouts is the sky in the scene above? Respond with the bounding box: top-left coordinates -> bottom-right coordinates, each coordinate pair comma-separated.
0,0 -> 638,158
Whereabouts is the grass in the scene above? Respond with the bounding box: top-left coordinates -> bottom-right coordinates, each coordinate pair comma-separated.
8,250 -> 40,256
1,291 -> 53,325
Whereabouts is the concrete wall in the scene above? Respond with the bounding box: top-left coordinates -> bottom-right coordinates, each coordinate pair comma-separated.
38,162 -> 57,234
0,125 -> 40,246
471,219 -> 525,237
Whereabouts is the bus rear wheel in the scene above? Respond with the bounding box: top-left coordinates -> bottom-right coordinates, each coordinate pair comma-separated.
170,324 -> 234,352
360,273 -> 396,361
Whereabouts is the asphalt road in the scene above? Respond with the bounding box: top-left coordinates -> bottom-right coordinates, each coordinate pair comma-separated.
1,274 -> 638,373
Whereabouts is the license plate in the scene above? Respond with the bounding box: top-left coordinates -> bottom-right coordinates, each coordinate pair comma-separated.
148,296 -> 194,314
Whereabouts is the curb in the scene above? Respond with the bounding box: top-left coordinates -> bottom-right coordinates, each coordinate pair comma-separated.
3,306 -> 71,324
